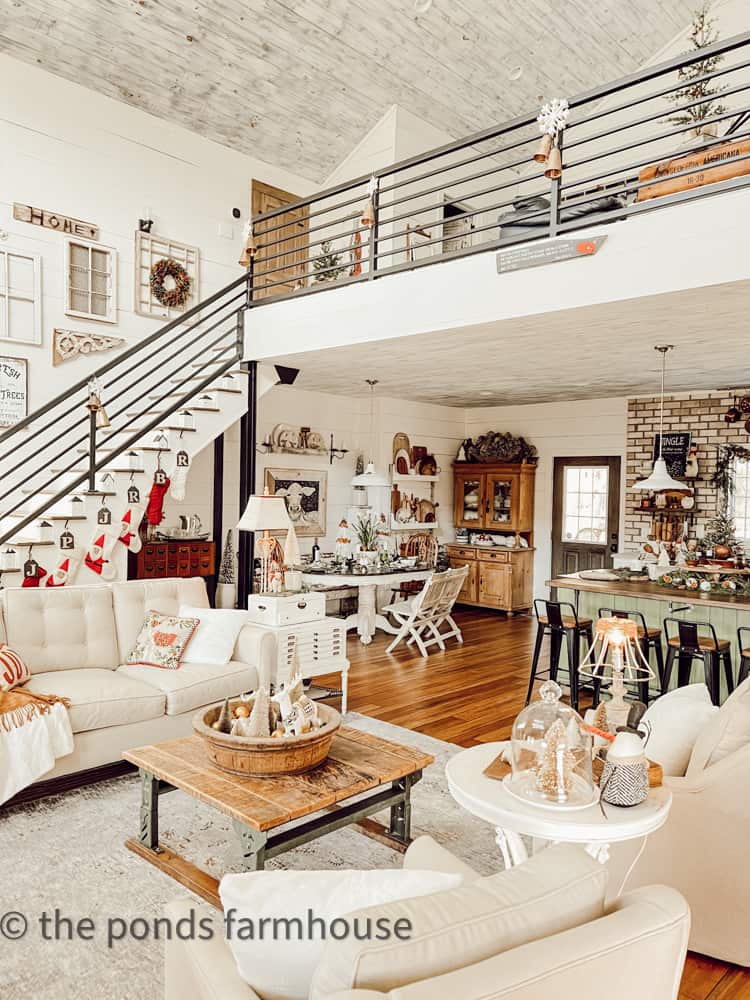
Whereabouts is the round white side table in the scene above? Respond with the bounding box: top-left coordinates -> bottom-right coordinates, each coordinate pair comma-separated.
446,742 -> 672,875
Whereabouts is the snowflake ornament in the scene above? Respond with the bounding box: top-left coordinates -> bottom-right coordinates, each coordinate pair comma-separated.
537,97 -> 570,136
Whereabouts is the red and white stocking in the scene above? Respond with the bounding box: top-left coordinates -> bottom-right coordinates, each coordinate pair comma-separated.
84,530 -> 117,580
46,551 -> 82,588
22,561 -> 47,588
117,503 -> 145,553
146,476 -> 170,526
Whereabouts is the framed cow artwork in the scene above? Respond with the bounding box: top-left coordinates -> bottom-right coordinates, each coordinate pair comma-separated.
264,468 -> 327,538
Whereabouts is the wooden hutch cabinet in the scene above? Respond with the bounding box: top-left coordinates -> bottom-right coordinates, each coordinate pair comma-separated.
448,462 -> 535,613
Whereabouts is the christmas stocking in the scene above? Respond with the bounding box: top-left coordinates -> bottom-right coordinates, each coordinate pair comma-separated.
169,452 -> 191,503
22,562 -> 47,588
84,529 -> 118,580
147,476 -> 170,526
117,502 -> 145,553
46,550 -> 82,588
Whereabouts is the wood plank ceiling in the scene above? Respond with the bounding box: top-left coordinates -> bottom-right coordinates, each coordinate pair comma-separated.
0,0 -> 698,182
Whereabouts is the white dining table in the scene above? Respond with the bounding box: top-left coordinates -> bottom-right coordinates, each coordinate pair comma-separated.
300,568 -> 432,645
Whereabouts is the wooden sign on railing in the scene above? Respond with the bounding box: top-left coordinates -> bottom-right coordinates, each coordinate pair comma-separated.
13,203 -> 99,240
637,138 -> 750,202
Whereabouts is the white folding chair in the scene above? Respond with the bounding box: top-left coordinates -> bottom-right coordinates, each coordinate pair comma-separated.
382,565 -> 468,657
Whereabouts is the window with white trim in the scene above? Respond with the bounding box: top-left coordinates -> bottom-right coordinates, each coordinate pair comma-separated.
65,238 -> 117,323
730,456 -> 750,540
562,465 -> 609,543
0,247 -> 42,344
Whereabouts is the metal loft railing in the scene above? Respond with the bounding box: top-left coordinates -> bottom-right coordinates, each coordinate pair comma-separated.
249,29 -> 750,303
0,276 -> 248,546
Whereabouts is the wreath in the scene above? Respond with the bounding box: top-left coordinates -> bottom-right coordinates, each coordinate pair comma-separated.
150,257 -> 192,308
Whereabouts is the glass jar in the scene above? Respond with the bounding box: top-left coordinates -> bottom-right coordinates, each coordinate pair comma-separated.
508,680 -> 596,809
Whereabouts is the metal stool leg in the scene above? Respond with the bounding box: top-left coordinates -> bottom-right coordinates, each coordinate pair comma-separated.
566,628 -> 580,712
638,638 -> 650,704
526,622 -> 546,705
662,646 -> 676,694
722,650 -> 734,698
703,652 -> 720,706
549,630 -> 563,683
652,637 -> 665,693
677,651 -> 693,689
740,654 -> 750,686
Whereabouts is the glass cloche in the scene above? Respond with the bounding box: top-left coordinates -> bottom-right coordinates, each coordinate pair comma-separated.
507,680 -> 596,809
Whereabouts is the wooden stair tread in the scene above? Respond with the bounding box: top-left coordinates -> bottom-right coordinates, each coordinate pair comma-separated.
8,538 -> 56,547
126,408 -> 220,416
5,513 -> 88,522
149,387 -> 242,399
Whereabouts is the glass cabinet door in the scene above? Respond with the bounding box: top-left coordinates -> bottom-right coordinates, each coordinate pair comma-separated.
486,474 -> 517,528
455,475 -> 483,528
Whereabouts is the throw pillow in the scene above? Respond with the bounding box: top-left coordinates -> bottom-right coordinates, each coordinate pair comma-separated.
640,683 -> 718,776
218,868 -> 463,1000
178,604 -> 248,665
125,610 -> 200,670
0,644 -> 30,691
687,677 -> 750,775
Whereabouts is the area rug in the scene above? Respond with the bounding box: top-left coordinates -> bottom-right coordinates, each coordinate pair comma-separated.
0,714 -> 502,1000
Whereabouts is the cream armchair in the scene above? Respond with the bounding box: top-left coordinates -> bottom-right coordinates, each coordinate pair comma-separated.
623,724 -> 750,966
164,838 -> 689,1000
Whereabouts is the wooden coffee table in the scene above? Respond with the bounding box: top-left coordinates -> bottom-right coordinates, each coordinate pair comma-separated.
123,728 -> 433,907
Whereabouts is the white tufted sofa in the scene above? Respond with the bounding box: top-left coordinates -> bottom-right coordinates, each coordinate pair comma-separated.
1,577 -> 274,784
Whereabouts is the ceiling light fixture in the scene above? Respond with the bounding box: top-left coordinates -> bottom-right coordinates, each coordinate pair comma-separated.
632,345 -> 689,492
351,379 -> 391,488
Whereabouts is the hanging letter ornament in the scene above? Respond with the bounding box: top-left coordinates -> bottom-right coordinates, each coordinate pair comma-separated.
534,97 -> 569,180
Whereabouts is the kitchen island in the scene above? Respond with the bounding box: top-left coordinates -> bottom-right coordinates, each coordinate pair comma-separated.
548,573 -> 750,700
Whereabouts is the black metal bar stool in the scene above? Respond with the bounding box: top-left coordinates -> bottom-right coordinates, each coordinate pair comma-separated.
737,626 -> 750,686
527,600 -> 594,711
598,607 -> 665,704
662,618 -> 734,706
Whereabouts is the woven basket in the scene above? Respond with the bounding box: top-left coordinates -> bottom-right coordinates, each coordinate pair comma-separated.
193,699 -> 341,777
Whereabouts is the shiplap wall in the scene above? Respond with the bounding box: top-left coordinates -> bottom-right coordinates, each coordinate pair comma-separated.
0,54 -> 312,410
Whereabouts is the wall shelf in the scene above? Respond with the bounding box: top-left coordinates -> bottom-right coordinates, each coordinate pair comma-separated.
392,474 -> 439,484
390,519 -> 437,531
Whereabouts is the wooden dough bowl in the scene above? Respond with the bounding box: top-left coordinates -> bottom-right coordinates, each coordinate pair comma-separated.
193,699 -> 341,778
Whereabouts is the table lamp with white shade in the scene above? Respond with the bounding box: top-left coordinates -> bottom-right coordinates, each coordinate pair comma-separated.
237,493 -> 291,594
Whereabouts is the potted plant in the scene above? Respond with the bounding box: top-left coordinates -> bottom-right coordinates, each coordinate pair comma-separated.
702,512 -> 737,561
216,529 -> 237,607
354,514 -> 380,569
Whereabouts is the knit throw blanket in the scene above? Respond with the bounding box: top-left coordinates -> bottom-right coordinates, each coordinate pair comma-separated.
0,688 -> 71,734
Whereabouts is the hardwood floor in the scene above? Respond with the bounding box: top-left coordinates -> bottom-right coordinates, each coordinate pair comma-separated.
319,606 -> 749,1000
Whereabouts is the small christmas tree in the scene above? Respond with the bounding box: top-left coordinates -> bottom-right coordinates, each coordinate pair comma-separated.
666,5 -> 726,133
218,529 -> 235,585
535,719 -> 576,803
592,701 -> 610,734
703,511 -> 737,550
313,241 -> 346,283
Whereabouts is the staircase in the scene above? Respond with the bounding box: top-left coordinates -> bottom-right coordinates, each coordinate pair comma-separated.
0,273 -> 253,588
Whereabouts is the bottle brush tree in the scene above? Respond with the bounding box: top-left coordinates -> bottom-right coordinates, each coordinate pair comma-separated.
665,4 -> 727,134
218,529 -> 236,585
313,240 -> 346,283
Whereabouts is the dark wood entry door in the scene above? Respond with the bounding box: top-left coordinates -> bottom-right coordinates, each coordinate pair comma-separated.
251,180 -> 309,299
551,456 -> 621,577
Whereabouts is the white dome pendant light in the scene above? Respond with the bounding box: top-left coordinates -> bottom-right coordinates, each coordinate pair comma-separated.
632,345 -> 689,492
351,379 -> 391,488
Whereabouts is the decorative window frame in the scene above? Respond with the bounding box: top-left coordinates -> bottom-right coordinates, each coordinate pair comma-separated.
134,231 -> 200,319
64,237 -> 118,324
0,246 -> 42,345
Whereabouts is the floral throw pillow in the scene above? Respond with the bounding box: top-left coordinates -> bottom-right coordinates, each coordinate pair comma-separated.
126,610 -> 200,670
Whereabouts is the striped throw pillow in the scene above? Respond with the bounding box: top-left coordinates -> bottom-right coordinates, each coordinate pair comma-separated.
0,645 -> 30,691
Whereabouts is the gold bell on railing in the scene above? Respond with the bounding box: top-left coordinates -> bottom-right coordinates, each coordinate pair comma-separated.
238,222 -> 259,267
534,133 -> 553,163
544,142 -> 562,180
87,378 -> 110,429
360,195 -> 376,228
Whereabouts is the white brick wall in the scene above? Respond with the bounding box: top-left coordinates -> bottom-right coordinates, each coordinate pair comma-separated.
625,392 -> 745,545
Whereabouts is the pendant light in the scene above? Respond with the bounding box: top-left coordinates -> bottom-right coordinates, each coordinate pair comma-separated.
632,345 -> 689,492
351,379 -> 390,488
